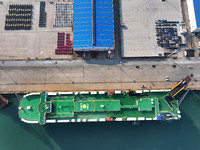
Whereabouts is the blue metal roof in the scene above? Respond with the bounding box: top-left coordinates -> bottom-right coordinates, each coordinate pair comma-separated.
193,0 -> 200,28
73,0 -> 114,50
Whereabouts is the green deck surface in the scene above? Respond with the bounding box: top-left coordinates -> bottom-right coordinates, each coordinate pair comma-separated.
18,91 -> 180,124
47,102 -> 74,118
138,98 -> 156,111
47,96 -> 74,118
74,100 -> 120,112
18,95 -> 40,121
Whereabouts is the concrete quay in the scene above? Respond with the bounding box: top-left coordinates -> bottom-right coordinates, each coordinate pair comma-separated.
0,58 -> 199,94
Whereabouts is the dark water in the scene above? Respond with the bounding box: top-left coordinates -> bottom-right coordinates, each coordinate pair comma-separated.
0,91 -> 200,150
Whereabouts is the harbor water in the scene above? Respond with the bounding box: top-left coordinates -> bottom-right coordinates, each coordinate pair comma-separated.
0,91 -> 200,150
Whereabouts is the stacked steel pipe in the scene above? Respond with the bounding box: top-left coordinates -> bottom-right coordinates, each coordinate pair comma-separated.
5,4 -> 33,30
55,32 -> 73,55
39,1 -> 46,27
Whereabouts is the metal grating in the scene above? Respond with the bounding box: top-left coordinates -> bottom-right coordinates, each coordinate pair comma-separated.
54,3 -> 73,27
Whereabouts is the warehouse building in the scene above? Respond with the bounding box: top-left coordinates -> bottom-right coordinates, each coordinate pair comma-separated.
187,0 -> 200,32
73,0 -> 115,51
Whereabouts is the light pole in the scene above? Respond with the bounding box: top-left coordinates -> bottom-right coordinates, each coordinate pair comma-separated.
41,51 -> 73,83
167,50 -> 189,76
167,50 -> 177,57
41,51 -> 50,59
0,62 -> 17,85
167,50 -> 196,81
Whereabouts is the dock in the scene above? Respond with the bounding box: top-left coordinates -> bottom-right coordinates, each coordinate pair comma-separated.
0,59 -> 199,94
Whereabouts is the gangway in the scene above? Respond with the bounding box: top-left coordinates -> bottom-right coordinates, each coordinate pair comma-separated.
169,76 -> 191,97
164,76 -> 191,109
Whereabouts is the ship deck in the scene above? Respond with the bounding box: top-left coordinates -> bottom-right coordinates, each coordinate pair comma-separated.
18,91 -> 180,124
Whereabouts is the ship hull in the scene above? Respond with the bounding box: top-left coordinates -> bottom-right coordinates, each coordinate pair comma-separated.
18,90 -> 181,125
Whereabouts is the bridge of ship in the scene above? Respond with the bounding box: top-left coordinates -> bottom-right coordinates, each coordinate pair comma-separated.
37,92 -> 160,125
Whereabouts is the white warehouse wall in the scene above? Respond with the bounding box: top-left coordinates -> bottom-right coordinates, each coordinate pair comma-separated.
187,0 -> 199,32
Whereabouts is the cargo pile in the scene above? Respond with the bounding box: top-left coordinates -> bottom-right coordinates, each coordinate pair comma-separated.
54,3 -> 73,27
155,20 -> 182,49
5,4 -> 33,30
39,1 -> 46,27
55,32 -> 73,55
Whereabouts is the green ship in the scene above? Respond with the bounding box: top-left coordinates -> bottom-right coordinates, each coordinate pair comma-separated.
18,90 -> 182,125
